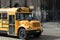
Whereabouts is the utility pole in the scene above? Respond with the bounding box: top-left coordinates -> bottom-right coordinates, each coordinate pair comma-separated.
41,0 -> 44,22
24,0 -> 27,7
0,0 -> 1,8
10,0 -> 12,8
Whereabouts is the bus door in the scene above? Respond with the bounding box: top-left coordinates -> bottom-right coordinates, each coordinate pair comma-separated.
9,15 -> 15,35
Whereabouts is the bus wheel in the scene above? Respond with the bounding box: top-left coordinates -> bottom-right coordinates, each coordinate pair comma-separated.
18,28 -> 27,39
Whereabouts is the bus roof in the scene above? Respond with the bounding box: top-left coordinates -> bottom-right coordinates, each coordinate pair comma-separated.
0,7 -> 32,15
0,7 -> 29,12
0,8 -> 18,12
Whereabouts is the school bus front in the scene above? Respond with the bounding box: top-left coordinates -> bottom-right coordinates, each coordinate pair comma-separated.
15,12 -> 43,39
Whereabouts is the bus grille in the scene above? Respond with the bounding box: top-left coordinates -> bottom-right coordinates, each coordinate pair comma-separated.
33,22 -> 40,27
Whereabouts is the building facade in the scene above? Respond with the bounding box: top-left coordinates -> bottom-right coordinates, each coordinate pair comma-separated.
1,0 -> 60,22
0,0 -> 41,8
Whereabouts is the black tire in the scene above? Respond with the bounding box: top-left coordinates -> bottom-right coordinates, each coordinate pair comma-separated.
18,28 -> 27,39
34,33 -> 41,38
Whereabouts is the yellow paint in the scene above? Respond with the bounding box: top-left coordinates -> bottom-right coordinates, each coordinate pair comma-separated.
0,7 -> 42,37
0,28 -> 8,31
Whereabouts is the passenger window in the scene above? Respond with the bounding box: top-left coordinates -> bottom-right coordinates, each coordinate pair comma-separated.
0,13 -> 1,19
2,12 -> 7,19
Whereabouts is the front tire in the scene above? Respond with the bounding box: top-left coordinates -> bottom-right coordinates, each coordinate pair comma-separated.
18,28 -> 27,39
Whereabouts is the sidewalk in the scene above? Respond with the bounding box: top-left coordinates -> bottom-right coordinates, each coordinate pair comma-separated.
42,22 -> 60,28
42,22 -> 60,34
42,22 -> 60,36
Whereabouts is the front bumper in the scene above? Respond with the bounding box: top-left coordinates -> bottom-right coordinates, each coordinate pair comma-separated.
26,30 -> 43,35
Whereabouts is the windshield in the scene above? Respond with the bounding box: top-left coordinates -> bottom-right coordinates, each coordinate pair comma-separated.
16,13 -> 34,20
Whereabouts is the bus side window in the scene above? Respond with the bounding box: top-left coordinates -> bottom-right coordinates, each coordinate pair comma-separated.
2,12 -> 7,19
0,13 -> 1,19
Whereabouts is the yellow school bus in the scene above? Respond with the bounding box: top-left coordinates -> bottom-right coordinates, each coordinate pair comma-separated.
0,7 -> 43,39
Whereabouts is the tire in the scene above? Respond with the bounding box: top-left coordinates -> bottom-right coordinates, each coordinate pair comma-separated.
34,32 -> 41,38
18,28 -> 27,39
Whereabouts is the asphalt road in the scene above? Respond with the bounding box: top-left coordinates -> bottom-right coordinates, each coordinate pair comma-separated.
0,22 -> 60,40
0,28 -> 60,40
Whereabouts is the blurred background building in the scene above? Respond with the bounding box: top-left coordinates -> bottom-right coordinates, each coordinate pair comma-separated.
0,0 -> 60,22
0,0 -> 40,8
41,0 -> 60,22
0,0 -> 42,21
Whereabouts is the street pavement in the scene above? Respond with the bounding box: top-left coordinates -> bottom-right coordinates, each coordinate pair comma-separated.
0,22 -> 60,40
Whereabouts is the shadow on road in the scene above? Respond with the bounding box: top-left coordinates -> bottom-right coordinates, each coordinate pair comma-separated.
0,33 -> 60,40
0,33 -> 18,39
25,35 -> 60,40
